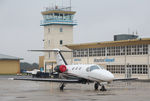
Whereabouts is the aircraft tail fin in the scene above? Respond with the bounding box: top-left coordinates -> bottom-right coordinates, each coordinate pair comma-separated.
55,49 -> 67,65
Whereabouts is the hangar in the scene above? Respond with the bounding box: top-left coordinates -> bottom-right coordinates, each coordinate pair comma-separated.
0,54 -> 23,74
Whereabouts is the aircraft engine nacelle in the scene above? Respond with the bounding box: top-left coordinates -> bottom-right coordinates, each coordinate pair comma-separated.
54,65 -> 67,73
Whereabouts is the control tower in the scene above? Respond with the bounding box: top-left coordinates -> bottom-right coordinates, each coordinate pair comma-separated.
41,6 -> 77,72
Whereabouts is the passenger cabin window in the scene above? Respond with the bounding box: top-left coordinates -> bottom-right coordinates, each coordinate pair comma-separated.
72,67 -> 75,70
79,67 -> 82,70
75,67 -> 78,70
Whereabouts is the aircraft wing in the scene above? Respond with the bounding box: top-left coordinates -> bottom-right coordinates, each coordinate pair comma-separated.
13,78 -> 81,83
113,78 -> 138,81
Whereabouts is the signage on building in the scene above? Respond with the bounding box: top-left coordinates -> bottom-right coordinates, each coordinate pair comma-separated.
94,58 -> 115,63
74,59 -> 81,61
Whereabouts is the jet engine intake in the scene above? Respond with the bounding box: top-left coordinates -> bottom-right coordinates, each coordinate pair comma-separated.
54,65 -> 67,73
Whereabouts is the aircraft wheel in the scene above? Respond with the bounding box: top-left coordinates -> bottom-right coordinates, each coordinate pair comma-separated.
60,83 -> 65,91
100,85 -> 107,91
94,83 -> 99,90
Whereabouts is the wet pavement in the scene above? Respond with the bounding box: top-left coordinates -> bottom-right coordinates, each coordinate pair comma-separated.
0,75 -> 150,101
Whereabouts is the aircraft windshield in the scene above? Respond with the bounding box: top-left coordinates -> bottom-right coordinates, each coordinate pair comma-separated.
90,65 -> 104,71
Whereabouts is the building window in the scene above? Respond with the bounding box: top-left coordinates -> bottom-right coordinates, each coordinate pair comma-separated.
60,28 -> 63,32
72,44 -> 148,57
89,48 -> 92,56
60,40 -> 63,45
73,50 -> 77,57
73,49 -> 89,57
120,46 -> 125,55
143,44 -> 148,54
127,46 -> 131,55
107,65 -> 148,74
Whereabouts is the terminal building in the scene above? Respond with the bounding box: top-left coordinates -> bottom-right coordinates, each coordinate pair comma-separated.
39,5 -> 150,79
65,38 -> 150,79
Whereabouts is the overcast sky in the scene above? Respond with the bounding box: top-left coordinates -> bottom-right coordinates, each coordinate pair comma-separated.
0,0 -> 150,63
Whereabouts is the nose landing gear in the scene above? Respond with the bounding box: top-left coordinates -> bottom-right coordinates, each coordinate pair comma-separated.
94,82 -> 107,91
100,85 -> 107,91
60,83 -> 65,91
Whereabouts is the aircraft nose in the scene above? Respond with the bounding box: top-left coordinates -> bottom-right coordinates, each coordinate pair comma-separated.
92,70 -> 114,81
106,71 -> 114,81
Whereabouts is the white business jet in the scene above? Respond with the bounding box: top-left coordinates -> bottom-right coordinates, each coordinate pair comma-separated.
27,49 -> 114,91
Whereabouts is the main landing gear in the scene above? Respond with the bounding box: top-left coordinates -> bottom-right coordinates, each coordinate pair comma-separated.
94,82 -> 107,91
60,83 -> 65,91
94,82 -> 99,90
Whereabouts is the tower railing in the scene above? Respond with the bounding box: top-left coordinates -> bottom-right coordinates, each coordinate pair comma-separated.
40,19 -> 77,26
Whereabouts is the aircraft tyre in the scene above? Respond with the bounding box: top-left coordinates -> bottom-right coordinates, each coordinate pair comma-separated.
94,83 -> 99,90
60,83 -> 65,91
100,85 -> 107,91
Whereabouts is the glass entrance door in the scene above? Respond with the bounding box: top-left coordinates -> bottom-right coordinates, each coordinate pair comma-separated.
125,67 -> 132,78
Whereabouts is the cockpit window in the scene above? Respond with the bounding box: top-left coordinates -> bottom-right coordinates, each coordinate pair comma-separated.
90,65 -> 104,71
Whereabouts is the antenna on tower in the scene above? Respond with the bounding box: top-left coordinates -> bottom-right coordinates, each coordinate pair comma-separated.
70,0 -> 72,11
136,30 -> 138,35
55,0 -> 57,8
128,28 -> 130,34
132,32 -> 134,35
62,0 -> 64,8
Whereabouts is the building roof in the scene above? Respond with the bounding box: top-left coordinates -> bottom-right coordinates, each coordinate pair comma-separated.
65,38 -> 150,49
114,34 -> 138,36
41,6 -> 76,15
0,54 -> 23,60
41,10 -> 76,15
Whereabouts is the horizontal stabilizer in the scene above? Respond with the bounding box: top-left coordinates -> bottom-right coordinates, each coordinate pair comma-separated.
28,49 -> 71,65
28,49 -> 72,52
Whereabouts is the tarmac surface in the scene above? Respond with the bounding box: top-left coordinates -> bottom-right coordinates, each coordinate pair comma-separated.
0,75 -> 150,101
